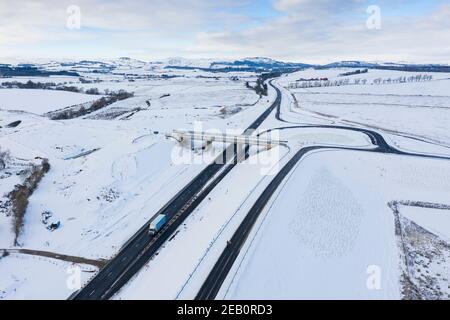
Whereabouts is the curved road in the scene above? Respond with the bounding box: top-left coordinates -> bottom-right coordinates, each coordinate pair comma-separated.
196,83 -> 450,300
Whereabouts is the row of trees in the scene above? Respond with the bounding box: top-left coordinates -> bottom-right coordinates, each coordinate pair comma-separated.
48,90 -> 134,120
338,69 -> 368,77
288,74 -> 434,89
8,158 -> 51,245
1,80 -> 103,95
373,74 -> 433,84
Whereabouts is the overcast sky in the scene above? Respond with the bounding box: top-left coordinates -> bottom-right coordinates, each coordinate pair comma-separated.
0,0 -> 449,63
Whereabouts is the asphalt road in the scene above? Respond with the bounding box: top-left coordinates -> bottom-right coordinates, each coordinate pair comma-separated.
70,81 -> 281,300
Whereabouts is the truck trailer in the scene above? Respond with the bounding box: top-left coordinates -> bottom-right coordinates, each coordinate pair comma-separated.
149,214 -> 167,235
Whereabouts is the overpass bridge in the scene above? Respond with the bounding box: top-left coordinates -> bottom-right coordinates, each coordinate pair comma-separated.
166,129 -> 288,150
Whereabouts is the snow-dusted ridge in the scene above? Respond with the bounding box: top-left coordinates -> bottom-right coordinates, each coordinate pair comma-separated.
2,57 -> 450,76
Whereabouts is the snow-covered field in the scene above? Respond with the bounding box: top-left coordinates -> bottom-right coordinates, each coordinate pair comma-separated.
0,89 -> 100,114
277,69 -> 450,148
0,252 -> 96,300
222,150 -> 450,300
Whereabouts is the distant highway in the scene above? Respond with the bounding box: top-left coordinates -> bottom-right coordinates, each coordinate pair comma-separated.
71,81 -> 282,300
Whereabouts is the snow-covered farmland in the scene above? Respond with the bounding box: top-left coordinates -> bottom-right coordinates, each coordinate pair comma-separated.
88,76 -> 264,127
0,89 -> 100,114
278,69 -> 450,148
0,252 -> 97,300
221,150 -> 450,300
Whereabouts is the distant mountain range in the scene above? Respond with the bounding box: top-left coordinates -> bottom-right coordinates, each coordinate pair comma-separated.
164,57 -> 450,72
1,57 -> 449,77
0,64 -> 80,77
318,60 -> 450,72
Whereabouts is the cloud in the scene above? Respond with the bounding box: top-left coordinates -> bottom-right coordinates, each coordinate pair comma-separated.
0,0 -> 255,59
274,0 -> 349,12
190,1 -> 450,63
0,0 -> 249,41
0,0 -> 449,63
